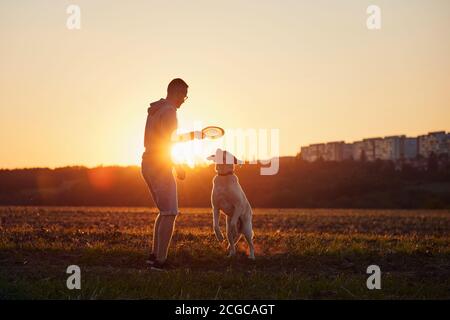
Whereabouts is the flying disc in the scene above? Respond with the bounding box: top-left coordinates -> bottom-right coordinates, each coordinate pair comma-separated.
202,126 -> 225,139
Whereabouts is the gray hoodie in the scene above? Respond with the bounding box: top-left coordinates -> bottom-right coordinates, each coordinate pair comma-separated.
142,99 -> 178,162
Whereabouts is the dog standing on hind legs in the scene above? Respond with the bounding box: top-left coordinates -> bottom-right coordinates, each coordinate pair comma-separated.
207,149 -> 255,260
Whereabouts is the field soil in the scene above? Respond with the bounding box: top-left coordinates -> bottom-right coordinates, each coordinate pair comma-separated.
0,207 -> 449,299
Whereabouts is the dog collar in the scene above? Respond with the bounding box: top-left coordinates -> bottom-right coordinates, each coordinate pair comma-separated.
218,172 -> 234,176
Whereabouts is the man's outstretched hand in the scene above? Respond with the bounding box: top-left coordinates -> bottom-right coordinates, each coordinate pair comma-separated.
172,130 -> 203,142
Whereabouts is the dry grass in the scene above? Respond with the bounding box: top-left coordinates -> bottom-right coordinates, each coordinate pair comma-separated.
0,207 -> 449,299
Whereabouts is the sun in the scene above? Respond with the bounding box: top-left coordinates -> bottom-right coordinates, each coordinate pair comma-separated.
171,139 -> 220,168
171,141 -> 201,168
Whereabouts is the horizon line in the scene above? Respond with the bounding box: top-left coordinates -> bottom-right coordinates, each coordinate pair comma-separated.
0,155 -> 298,171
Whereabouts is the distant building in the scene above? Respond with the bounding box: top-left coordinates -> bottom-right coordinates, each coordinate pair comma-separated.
300,146 -> 311,161
352,141 -> 365,161
362,138 -> 381,161
324,141 -> 345,161
418,131 -> 448,157
312,143 -> 326,160
403,137 -> 418,160
343,143 -> 353,160
300,131 -> 448,163
374,135 -> 404,161
301,143 -> 326,161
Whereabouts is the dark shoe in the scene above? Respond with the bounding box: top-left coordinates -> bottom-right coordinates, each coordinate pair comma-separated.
150,260 -> 168,271
146,253 -> 156,265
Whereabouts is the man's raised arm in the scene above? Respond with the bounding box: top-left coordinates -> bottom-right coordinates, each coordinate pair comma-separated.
171,130 -> 203,142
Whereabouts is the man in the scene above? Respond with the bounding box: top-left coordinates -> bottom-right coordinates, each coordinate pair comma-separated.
141,78 -> 198,271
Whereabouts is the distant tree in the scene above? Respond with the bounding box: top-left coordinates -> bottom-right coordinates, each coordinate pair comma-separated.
0,158 -> 449,208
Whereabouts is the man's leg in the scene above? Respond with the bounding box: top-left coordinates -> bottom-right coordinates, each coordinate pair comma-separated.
149,166 -> 178,264
142,163 -> 162,259
156,214 -> 177,263
152,213 -> 161,256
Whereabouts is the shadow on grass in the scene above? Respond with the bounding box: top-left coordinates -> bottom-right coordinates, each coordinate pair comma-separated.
1,245 -> 449,277
1,246 -> 450,299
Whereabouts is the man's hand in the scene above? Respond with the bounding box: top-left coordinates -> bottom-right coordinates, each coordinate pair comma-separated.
175,166 -> 186,180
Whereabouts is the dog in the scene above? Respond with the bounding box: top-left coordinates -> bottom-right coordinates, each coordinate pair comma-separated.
207,149 -> 255,260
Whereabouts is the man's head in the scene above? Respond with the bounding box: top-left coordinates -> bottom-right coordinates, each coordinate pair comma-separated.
166,78 -> 188,108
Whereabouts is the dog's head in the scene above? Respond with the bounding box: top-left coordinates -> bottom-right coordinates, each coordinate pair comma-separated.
207,149 -> 243,175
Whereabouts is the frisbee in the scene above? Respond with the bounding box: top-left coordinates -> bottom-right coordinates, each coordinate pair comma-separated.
201,126 -> 225,139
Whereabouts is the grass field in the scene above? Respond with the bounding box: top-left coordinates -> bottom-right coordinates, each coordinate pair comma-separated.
0,207 -> 449,299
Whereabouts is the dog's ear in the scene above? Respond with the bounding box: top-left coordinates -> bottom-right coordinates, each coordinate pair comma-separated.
208,148 -> 224,163
233,156 -> 244,166
220,150 -> 240,165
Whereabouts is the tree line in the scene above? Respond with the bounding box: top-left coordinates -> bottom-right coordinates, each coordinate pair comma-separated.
0,157 -> 449,209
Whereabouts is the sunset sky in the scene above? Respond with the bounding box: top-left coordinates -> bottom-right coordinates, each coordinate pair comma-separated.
1,0 -> 449,168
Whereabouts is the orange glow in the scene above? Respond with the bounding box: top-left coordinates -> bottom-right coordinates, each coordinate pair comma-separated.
171,141 -> 207,168
1,2 -> 449,169
88,168 -> 115,191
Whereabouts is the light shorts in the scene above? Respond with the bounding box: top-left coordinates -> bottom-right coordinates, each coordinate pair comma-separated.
141,160 -> 179,216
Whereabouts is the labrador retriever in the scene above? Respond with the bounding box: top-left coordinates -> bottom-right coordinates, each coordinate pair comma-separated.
207,149 -> 255,260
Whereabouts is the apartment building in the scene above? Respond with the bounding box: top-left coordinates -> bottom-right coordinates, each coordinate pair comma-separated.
418,131 -> 448,158
403,137 -> 418,160
362,138 -> 381,161
324,141 -> 345,161
374,135 -> 404,161
343,143 -> 354,160
300,131 -> 447,162
352,141 -> 365,161
301,143 -> 326,161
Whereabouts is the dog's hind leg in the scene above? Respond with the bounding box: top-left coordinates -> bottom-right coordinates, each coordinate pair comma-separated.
212,206 -> 224,242
226,216 -> 236,257
242,218 -> 255,260
233,219 -> 243,246
229,210 -> 240,241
